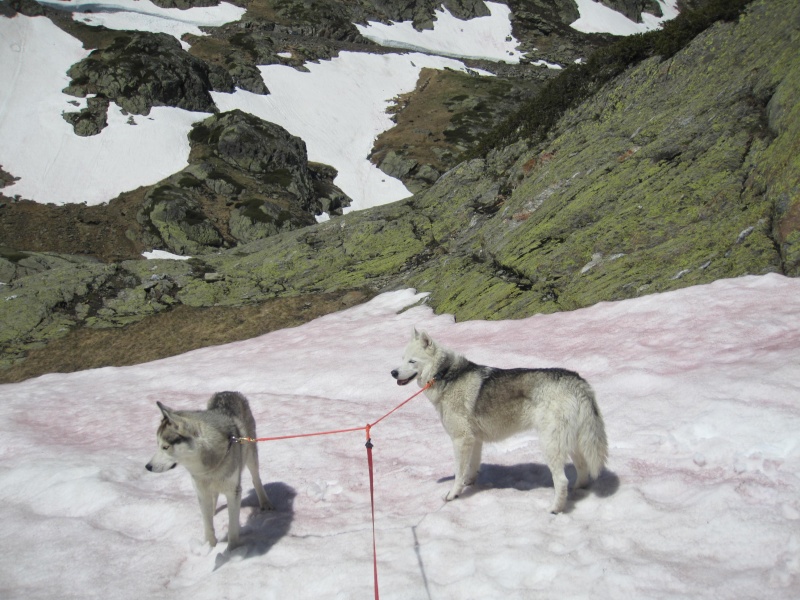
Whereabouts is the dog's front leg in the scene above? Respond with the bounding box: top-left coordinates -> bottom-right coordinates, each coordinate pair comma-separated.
465,440 -> 483,487
445,436 -> 476,501
196,486 -> 218,547
224,483 -> 243,550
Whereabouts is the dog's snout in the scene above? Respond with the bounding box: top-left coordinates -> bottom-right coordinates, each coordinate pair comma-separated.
145,463 -> 153,472
390,369 -> 399,379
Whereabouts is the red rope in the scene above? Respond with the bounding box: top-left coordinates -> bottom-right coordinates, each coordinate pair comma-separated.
365,424 -> 379,600
232,381 -> 434,600
234,425 -> 365,443
232,380 -> 433,444
369,380 -> 432,429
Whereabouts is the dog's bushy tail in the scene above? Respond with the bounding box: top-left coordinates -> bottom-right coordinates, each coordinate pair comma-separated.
578,385 -> 608,479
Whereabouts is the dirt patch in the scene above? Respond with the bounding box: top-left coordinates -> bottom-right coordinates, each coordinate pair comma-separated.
370,67 -> 537,189
0,288 -> 372,383
0,191 -> 148,263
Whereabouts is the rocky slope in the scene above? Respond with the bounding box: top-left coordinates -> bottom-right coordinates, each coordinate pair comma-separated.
1,0 -> 798,380
1,0 -> 612,260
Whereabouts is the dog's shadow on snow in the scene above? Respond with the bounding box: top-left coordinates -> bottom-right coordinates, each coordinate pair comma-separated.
437,463 -> 620,511
213,482 -> 296,569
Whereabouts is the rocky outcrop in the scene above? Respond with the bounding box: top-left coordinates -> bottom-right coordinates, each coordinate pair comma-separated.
0,248 -> 100,284
61,96 -> 110,137
62,30 -> 230,132
599,0 -> 663,22
137,110 -> 350,255
371,67 -> 540,193
2,0 -> 797,376
369,0 -> 490,29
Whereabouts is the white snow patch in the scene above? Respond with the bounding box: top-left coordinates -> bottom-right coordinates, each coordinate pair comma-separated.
0,275 -> 798,598
571,0 -> 679,36
212,52 -> 486,211
142,250 -> 191,261
0,14 -> 210,205
37,0 -> 245,48
356,2 -> 524,63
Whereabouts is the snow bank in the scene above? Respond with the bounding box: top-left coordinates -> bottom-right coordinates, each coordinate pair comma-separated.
0,274 -> 798,598
355,2 -> 524,63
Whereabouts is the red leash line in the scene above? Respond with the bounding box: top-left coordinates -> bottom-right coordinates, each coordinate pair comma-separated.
233,380 -> 433,444
231,381 -> 434,600
235,425 -> 366,443
369,380 -> 432,429
365,424 -> 379,600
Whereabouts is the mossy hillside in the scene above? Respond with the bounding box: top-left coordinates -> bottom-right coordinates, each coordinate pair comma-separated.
0,263 -> 117,352
399,1 -> 794,320
748,18 -> 800,275
2,0 -> 798,372
470,0 -> 756,160
173,201 -> 435,307
425,7 -> 788,320
371,67 -> 538,193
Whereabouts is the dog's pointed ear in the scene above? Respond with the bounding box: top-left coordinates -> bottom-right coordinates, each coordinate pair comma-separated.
156,401 -> 176,421
418,330 -> 433,349
156,402 -> 197,436
156,400 -> 175,421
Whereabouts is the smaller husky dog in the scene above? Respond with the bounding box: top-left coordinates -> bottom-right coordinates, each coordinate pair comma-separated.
391,330 -> 608,513
146,391 -> 273,549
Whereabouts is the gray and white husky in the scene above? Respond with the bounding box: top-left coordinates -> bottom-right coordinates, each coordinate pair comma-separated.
391,330 -> 608,513
146,391 -> 273,549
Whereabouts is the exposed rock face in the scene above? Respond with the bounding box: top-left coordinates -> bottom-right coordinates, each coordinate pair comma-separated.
371,67 -> 539,193
0,248 -> 100,283
3,0 -> 797,375
371,0 -> 491,29
62,31 -> 230,128
137,110 -> 350,255
61,96 -> 110,137
598,0 -> 663,22
763,62 -> 800,275
2,0 -> 798,379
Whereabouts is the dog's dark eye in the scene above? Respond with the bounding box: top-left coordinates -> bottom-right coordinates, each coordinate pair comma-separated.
409,360 -> 416,364
161,445 -> 170,451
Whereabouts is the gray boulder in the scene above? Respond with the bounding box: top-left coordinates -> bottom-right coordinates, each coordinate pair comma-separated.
63,31 -> 228,124
137,110 -> 350,254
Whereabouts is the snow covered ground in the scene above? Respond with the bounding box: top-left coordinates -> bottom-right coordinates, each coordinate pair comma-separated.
0,274 -> 798,599
355,2 -> 524,63
571,0 -> 679,35
3,4 -> 794,598
0,8 -> 216,207
36,0 -> 246,49
0,1 -> 678,212
211,52 -> 493,212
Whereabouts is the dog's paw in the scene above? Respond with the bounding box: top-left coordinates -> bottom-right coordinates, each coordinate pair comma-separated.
444,487 -> 462,501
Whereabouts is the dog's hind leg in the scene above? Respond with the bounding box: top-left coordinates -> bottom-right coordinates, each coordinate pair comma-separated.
246,447 -> 274,511
545,456 -> 569,514
224,482 -> 243,550
571,450 -> 590,489
542,430 -> 569,513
